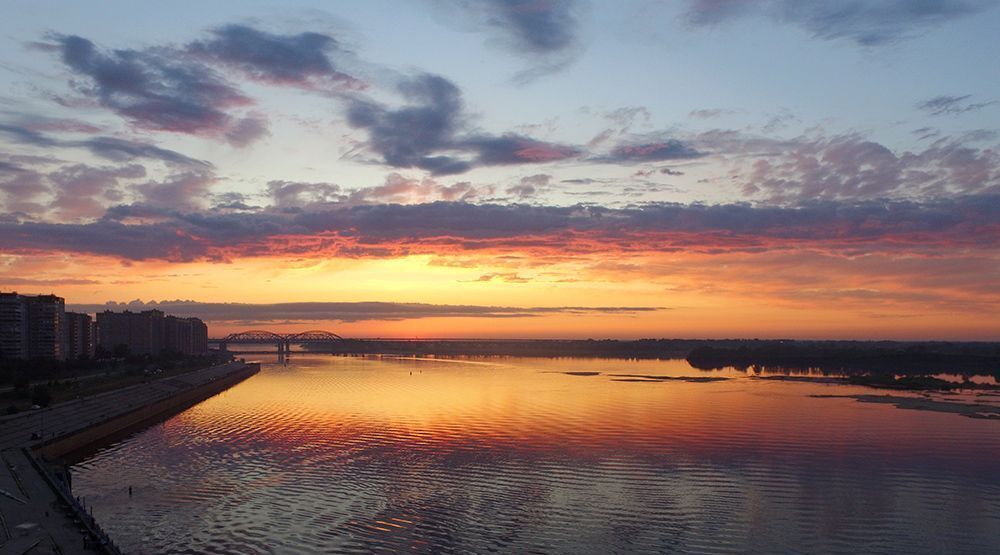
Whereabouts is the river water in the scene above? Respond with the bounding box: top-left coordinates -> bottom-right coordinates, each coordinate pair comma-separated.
70,355 -> 1000,554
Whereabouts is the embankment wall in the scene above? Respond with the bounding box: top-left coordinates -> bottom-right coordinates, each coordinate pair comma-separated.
36,363 -> 259,460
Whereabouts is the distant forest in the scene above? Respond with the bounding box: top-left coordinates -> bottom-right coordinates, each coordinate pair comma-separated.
302,339 -> 1000,376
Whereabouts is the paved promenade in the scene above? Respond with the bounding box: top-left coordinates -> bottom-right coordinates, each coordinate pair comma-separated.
0,362 -> 258,554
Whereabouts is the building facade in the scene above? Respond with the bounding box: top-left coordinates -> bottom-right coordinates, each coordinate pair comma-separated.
97,309 -> 208,356
2,293 -> 208,361
0,292 -> 28,360
63,311 -> 96,360
0,292 -> 65,360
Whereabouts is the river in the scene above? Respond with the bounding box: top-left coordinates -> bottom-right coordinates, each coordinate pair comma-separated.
70,355 -> 1000,554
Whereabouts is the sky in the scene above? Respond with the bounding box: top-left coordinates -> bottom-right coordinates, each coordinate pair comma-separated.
0,0 -> 998,340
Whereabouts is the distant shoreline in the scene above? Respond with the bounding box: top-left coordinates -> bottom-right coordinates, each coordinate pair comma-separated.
287,338 -> 1000,376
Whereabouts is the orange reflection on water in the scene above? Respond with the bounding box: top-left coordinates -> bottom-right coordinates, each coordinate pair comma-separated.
185,356 -> 1000,464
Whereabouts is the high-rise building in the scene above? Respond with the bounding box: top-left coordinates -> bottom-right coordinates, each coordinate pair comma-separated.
63,311 -> 95,360
0,292 -> 28,360
97,310 -> 208,356
0,292 -> 65,360
25,294 -> 65,360
96,309 -> 164,356
190,318 -> 208,355
165,316 -> 193,355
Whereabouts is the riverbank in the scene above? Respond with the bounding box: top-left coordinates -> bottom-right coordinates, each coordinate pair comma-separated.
0,361 -> 259,554
295,339 -> 1000,376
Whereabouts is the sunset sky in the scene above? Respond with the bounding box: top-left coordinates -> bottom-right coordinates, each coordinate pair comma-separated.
1,1 -> 998,339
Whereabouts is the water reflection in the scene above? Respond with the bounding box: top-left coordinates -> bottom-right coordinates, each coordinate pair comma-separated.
72,356 -> 1000,554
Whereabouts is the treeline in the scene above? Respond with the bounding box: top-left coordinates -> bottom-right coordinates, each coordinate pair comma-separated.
685,341 -> 1000,376
298,338 -> 1000,376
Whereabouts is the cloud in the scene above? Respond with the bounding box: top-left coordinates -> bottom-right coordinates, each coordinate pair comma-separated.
0,276 -> 99,287
347,73 -> 579,174
0,122 -> 59,147
0,168 -> 48,214
49,164 -> 145,219
0,121 -> 217,216
685,0 -> 985,45
52,34 -> 265,146
77,137 -> 212,168
268,180 -> 343,208
464,134 -> 581,165
346,74 -> 468,174
507,174 -> 551,199
188,24 -> 360,89
721,133 -> 1000,201
7,114 -> 103,134
0,122 -> 212,168
466,272 -> 532,283
0,161 -> 24,173
1,195 -> 997,262
65,299 -> 662,324
917,94 -> 997,116
482,0 -> 578,54
346,173 -> 492,204
441,0 -> 582,79
689,108 -> 734,119
133,171 -> 215,210
594,139 -> 704,163
35,29 -> 580,174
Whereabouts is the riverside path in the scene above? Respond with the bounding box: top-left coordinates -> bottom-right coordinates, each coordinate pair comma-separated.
0,361 -> 259,554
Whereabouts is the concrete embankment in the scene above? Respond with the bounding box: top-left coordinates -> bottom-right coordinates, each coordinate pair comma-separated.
0,361 -> 260,555
36,362 -> 259,460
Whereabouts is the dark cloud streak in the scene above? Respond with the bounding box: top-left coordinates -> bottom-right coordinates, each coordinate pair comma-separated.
917,94 -> 997,116
65,299 -> 662,323
685,0 -> 984,45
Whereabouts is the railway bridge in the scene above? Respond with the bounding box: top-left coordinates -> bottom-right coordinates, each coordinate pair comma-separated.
210,330 -> 344,354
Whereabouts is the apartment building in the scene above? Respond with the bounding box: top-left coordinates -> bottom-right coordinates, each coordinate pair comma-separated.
97,309 -> 208,356
0,292 -> 65,360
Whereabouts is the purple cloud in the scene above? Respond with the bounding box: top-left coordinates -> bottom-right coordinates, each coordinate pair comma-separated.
49,164 -> 145,219
347,73 -> 579,174
723,133 -> 1000,201
442,0 -> 582,79
188,25 -> 359,89
595,139 -> 704,163
53,34 -> 266,146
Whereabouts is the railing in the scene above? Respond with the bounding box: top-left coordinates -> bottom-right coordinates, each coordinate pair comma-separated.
24,448 -> 124,554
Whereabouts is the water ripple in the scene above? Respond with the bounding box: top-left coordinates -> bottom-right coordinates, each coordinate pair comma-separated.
71,356 -> 1000,554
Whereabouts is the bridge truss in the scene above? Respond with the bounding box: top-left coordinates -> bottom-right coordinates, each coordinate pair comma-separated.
215,329 -> 345,354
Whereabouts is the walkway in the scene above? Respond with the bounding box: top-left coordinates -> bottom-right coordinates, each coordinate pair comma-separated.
0,362 -> 257,554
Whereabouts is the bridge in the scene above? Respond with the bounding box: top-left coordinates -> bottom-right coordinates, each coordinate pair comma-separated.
210,330 -> 344,354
